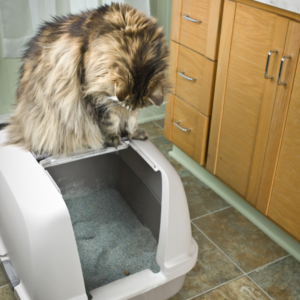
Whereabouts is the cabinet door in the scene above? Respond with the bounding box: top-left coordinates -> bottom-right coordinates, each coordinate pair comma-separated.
256,39 -> 300,241
207,1 -> 290,199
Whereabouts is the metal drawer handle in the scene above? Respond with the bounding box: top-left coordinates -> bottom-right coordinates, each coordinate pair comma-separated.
174,121 -> 191,132
264,50 -> 278,79
182,15 -> 202,23
277,55 -> 291,85
178,71 -> 196,82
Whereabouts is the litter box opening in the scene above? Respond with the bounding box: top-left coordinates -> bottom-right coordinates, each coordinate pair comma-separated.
45,146 -> 162,295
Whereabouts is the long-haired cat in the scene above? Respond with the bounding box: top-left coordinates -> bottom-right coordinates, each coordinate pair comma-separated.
5,3 -> 169,155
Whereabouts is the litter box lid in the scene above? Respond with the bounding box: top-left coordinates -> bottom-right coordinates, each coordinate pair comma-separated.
0,131 -> 87,300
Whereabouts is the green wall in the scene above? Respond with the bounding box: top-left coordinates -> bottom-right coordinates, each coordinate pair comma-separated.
0,0 -> 172,123
0,31 -> 22,117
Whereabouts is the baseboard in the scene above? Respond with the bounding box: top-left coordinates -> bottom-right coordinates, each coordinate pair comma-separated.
0,114 -> 10,124
169,145 -> 300,262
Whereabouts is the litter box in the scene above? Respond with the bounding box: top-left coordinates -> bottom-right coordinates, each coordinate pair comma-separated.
0,130 -> 198,300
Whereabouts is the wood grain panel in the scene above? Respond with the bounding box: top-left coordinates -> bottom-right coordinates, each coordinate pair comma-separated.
295,72 -> 300,85
246,15 -> 289,205
206,0 -> 224,60
256,21 -> 300,214
229,55 -> 265,85
220,125 -> 255,158
217,139 -> 252,183
176,45 -> 216,116
292,81 -> 300,101
227,70 -> 265,100
233,21 -> 273,52
272,178 -> 300,213
169,41 -> 179,94
171,96 -> 209,165
223,98 -> 259,130
222,112 -> 257,144
288,98 -> 300,121
217,163 -> 248,196
276,163 -> 300,195
164,93 -> 174,141
277,147 -> 300,176
281,132 -> 300,157
285,114 -> 300,139
231,35 -> 270,70
226,83 -> 262,116
206,0 -> 237,174
170,0 -> 182,42
235,3 -> 276,35
268,197 -> 300,242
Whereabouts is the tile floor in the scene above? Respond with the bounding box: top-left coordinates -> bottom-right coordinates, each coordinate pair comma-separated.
1,120 -> 300,300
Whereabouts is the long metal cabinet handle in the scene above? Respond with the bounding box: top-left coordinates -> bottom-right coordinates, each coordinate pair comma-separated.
264,50 -> 278,79
178,71 -> 197,82
277,55 -> 291,85
174,121 -> 191,132
182,15 -> 202,23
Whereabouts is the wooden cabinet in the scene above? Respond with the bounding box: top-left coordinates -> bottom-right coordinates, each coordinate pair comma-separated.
256,53 -> 300,241
207,0 -> 300,199
165,0 -> 300,241
207,0 -> 300,240
164,0 -> 222,165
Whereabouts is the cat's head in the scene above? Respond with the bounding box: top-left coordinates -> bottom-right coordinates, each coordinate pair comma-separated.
84,3 -> 170,111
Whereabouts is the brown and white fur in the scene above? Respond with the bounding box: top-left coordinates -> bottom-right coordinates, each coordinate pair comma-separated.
5,3 -> 170,155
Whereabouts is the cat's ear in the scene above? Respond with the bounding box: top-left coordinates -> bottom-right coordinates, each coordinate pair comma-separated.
148,85 -> 164,106
115,80 -> 129,102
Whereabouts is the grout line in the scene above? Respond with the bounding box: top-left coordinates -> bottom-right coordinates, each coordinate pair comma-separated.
246,254 -> 291,275
186,274 -> 245,300
244,274 -> 273,300
0,284 -> 8,290
192,221 -> 245,274
191,206 -> 231,221
192,222 -> 273,300
153,120 -> 164,129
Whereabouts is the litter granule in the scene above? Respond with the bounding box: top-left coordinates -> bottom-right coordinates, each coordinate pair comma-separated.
63,188 -> 160,295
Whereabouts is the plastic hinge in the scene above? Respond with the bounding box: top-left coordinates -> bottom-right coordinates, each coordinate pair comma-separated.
0,260 -> 20,291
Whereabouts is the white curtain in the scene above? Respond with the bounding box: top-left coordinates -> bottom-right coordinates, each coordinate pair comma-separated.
0,0 -> 150,58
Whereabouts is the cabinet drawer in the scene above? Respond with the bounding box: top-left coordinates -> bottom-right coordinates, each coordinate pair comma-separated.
171,0 -> 223,60
175,44 -> 216,116
170,95 -> 209,165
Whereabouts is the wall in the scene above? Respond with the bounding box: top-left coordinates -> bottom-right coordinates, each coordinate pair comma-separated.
0,0 -> 172,123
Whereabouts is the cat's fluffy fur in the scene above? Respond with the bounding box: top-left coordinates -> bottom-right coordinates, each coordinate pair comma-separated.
5,3 -> 169,155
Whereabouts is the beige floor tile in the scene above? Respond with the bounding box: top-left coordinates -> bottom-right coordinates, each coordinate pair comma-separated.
0,285 -> 17,300
177,169 -> 230,219
249,256 -> 300,300
193,276 -> 270,300
194,207 -> 288,273
169,225 -> 242,300
0,267 -> 7,287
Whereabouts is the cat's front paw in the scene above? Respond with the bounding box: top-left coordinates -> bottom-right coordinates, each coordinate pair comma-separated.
105,134 -> 122,148
131,128 -> 149,141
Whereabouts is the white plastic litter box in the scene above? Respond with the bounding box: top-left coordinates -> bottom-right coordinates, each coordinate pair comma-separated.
0,130 -> 198,300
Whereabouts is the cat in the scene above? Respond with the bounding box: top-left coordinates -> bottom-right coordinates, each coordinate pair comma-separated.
5,3 -> 170,155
